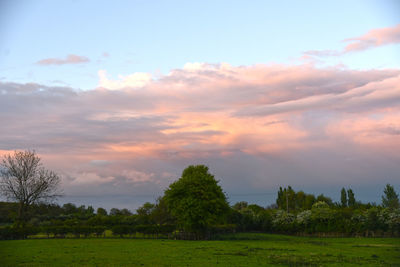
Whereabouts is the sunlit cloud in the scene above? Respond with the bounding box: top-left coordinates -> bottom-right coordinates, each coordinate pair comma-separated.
98,70 -> 152,90
1,62 -> 400,198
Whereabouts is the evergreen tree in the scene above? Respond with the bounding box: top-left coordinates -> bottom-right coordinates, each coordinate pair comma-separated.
341,188 -> 347,207
347,189 -> 355,207
382,184 -> 399,210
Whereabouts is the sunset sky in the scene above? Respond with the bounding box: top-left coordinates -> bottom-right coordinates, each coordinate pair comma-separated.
1,0 -> 400,210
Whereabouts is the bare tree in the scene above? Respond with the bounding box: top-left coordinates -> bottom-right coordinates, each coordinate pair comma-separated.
0,150 -> 61,225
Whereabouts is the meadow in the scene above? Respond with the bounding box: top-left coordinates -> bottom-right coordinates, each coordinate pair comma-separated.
1,233 -> 399,266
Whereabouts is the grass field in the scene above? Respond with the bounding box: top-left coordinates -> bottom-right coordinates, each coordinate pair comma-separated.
1,233 -> 399,266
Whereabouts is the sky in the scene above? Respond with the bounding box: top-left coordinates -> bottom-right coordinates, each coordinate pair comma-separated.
0,0 -> 400,210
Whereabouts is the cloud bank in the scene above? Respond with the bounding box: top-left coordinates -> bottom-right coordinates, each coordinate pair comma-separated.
1,62 -> 399,208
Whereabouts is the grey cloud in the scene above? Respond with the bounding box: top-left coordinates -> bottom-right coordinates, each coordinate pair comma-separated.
378,126 -> 400,136
234,71 -> 400,117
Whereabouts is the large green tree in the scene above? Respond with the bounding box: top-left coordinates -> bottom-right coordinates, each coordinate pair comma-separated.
163,165 -> 229,235
382,184 -> 399,210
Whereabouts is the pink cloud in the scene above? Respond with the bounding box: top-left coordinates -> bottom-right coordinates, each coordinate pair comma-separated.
344,24 -> 400,52
304,24 -> 400,57
1,63 -> 400,197
36,54 -> 90,65
325,110 -> 400,154
303,50 -> 343,57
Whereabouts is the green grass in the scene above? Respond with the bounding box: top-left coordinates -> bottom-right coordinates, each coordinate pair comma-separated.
1,234 -> 399,266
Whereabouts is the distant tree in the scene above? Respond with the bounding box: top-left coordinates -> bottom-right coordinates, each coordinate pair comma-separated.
136,202 -> 155,224
63,203 -> 78,214
287,186 -> 296,211
276,187 -> 318,212
382,184 -> 399,210
276,187 -> 285,209
151,197 -> 174,225
87,206 -> 95,216
265,203 -> 278,210
97,207 -> 107,216
137,202 -> 155,217
110,208 -> 121,216
316,194 -> 333,206
276,186 -> 295,212
304,194 -> 316,210
233,201 -> 248,211
347,189 -> 356,207
295,191 -> 306,210
311,201 -> 334,232
341,188 -> 347,207
120,208 -> 132,216
272,210 -> 295,233
77,205 -> 87,216
365,207 -> 380,232
0,202 -> 18,224
248,204 -> 264,215
164,165 -> 229,236
296,210 -> 312,232
0,151 -> 61,227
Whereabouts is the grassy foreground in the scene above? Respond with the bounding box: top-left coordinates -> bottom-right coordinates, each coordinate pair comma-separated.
1,233 -> 399,266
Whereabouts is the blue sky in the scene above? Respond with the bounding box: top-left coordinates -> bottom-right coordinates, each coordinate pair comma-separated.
1,0 -> 399,90
1,1 -> 400,210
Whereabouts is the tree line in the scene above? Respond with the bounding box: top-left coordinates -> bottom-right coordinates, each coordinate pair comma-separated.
0,151 -> 399,240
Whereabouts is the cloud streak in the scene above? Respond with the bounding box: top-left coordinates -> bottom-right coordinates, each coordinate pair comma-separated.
344,24 -> 400,52
36,54 -> 90,65
305,24 -> 400,57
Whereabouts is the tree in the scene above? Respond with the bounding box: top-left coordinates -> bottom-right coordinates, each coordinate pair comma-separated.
347,189 -> 355,207
163,165 -> 229,236
108,207 -> 132,217
311,201 -> 335,232
110,208 -> 121,216
151,197 -> 174,225
304,194 -> 316,210
63,203 -> 77,214
233,201 -> 248,211
97,207 -> 108,216
276,186 -> 295,212
136,202 -> 155,224
341,188 -> 347,207
382,184 -> 399,210
120,208 -> 132,216
0,151 -> 61,226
